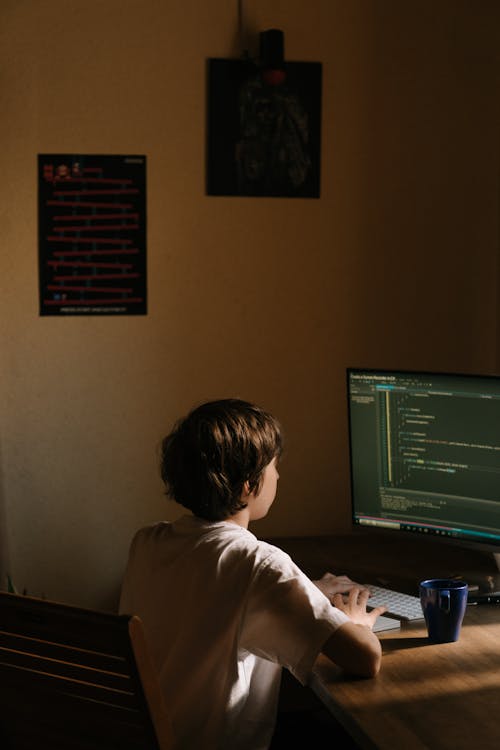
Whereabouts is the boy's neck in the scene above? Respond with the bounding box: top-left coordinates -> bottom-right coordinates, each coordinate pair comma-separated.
225,509 -> 250,529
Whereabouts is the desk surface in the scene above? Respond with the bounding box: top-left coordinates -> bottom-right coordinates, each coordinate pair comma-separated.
312,606 -> 500,750
269,533 -> 500,750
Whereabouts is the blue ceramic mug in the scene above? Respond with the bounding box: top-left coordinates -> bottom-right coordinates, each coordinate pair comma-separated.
419,579 -> 468,643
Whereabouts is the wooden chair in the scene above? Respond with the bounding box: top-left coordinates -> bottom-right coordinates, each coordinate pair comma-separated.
0,591 -> 174,749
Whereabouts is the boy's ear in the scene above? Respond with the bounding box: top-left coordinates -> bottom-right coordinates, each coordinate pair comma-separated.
242,480 -> 252,497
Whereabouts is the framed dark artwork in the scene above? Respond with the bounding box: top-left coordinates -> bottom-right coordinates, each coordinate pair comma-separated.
206,58 -> 322,198
38,154 -> 147,316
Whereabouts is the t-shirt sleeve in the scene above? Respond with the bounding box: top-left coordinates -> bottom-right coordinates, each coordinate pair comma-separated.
239,548 -> 350,685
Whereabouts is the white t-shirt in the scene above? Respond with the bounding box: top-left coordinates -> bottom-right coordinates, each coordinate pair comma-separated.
119,515 -> 350,750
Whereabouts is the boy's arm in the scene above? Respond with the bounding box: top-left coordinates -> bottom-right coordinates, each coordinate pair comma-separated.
321,621 -> 382,677
321,587 -> 385,678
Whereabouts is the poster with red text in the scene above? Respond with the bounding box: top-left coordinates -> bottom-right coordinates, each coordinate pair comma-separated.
38,154 -> 147,316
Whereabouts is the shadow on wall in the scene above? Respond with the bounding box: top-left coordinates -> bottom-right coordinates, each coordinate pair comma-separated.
343,2 -> 499,372
0,442 -> 10,591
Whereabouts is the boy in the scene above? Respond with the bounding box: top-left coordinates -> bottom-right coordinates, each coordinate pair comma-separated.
119,399 -> 385,750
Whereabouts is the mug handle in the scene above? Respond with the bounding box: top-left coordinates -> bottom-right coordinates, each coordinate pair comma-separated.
439,590 -> 450,613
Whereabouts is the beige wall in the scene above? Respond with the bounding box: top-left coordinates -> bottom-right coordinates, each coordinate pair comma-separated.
1,0 -> 498,610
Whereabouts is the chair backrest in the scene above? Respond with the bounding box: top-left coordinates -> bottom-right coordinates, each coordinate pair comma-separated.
0,592 -> 174,750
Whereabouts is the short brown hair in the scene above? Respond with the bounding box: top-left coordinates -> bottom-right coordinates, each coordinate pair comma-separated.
160,399 -> 283,521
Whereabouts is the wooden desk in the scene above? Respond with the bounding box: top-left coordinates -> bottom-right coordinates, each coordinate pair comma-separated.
268,532 -> 500,596
312,606 -> 500,750
269,533 -> 500,750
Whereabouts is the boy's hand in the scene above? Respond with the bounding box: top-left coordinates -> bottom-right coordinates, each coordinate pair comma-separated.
332,586 -> 387,629
313,572 -> 369,599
